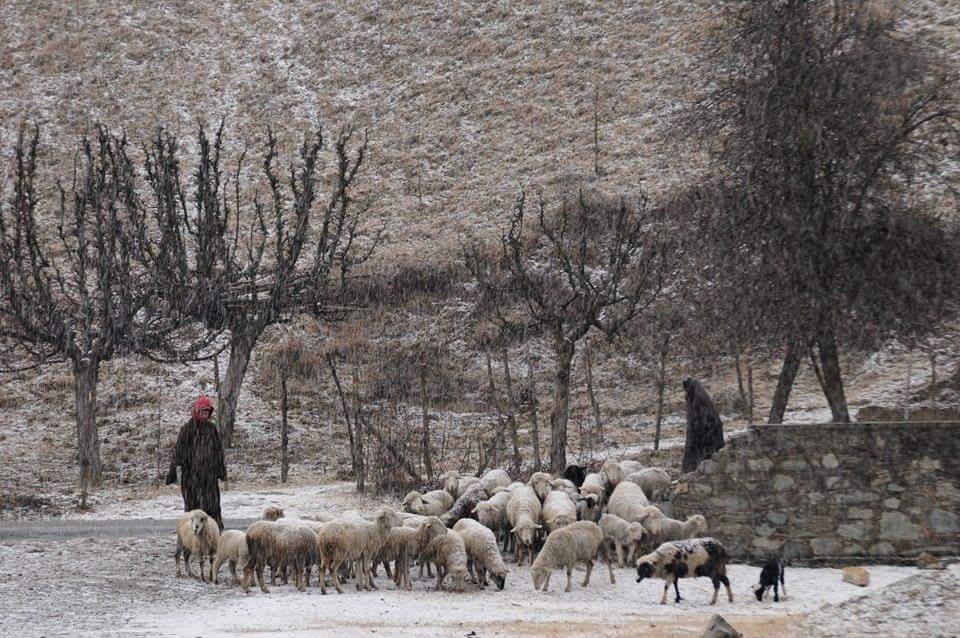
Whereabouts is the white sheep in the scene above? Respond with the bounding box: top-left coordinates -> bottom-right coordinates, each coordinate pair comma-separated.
506,485 -> 543,565
579,472 -> 606,504
453,518 -> 509,590
243,520 -> 285,593
531,521 -> 615,593
542,490 -> 578,534
402,489 -> 454,517
212,529 -> 248,588
635,537 -> 733,605
598,513 -> 647,567
317,507 -> 403,594
175,510 -> 220,582
439,470 -> 481,499
607,482 -> 660,533
472,490 -> 513,550
372,516 -> 446,590
422,530 -> 471,591
480,468 -> 512,493
278,524 -> 321,591
625,467 -> 672,501
641,512 -> 708,550
600,459 -> 643,498
527,471 -> 553,502
550,478 -> 580,499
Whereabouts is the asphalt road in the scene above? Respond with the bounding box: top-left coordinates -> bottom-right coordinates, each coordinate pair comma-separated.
0,518 -> 257,541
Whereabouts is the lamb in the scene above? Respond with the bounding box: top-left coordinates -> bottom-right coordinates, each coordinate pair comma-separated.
439,470 -> 481,499
598,514 -> 647,567
472,490 -> 512,549
530,521 -> 615,593
542,490 -> 577,534
261,505 -> 285,521
212,529 -> 248,588
754,557 -> 786,602
243,520 -> 284,593
317,507 -> 403,594
421,530 -> 471,591
506,485 -> 543,565
528,471 -> 553,501
635,537 -> 733,605
575,494 -> 602,523
175,510 -> 220,582
278,524 -> 322,591
441,481 -> 489,528
606,482 -> 660,533
579,473 -> 606,505
626,468 -> 672,501
480,468 -> 512,493
640,511 -> 708,550
550,478 -> 580,499
402,489 -> 454,517
562,463 -> 587,488
453,518 -> 509,590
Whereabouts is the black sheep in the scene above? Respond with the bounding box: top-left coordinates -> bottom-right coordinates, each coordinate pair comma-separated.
754,557 -> 786,602
562,464 -> 587,488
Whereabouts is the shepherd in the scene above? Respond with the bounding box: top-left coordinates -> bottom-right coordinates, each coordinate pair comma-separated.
166,396 -> 227,529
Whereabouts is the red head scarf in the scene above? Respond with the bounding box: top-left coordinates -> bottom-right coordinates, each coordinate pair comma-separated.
193,396 -> 214,422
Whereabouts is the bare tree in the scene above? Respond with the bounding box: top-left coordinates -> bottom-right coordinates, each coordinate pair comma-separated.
0,127 -> 184,498
684,0 -> 960,422
467,189 -> 668,472
147,123 -> 371,447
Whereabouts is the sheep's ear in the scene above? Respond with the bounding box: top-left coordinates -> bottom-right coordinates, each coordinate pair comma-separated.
510,526 -> 518,533
535,524 -> 543,529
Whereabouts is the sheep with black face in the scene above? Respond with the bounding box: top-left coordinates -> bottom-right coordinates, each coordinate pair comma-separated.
754,557 -> 786,602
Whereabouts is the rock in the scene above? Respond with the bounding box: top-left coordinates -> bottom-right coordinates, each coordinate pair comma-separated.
701,614 -> 743,638
772,474 -> 795,491
822,453 -> 839,469
842,566 -> 870,587
929,508 -> 958,534
879,511 -> 921,540
916,552 -> 945,570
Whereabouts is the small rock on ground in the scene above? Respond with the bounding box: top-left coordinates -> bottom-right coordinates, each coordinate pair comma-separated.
701,614 -> 743,638
842,566 -> 870,587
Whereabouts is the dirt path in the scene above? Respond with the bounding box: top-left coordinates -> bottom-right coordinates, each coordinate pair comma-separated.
0,518 -> 256,541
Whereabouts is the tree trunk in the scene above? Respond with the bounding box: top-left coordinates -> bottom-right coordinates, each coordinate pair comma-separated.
654,334 -> 671,451
501,350 -> 521,477
527,354 -> 542,472
73,356 -> 102,500
747,364 -> 755,425
584,341 -> 602,448
904,354 -> 912,421
549,337 -> 576,474
279,370 -> 289,483
815,330 -> 850,423
419,364 -> 433,480
734,349 -> 748,413
351,368 -> 366,492
326,354 -> 362,491
768,344 -> 802,424
218,331 -> 258,448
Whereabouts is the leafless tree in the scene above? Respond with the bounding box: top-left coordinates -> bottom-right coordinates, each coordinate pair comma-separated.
0,127 -> 186,498
146,123 -> 372,447
684,0 -> 960,423
467,189 -> 669,472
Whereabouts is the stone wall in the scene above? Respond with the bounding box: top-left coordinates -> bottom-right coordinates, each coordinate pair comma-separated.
670,422 -> 960,564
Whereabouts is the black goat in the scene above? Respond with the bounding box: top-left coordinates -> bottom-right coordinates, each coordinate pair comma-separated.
562,464 -> 587,488
754,557 -> 786,602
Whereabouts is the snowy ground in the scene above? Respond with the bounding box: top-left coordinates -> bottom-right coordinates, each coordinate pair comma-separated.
2,483 -> 958,637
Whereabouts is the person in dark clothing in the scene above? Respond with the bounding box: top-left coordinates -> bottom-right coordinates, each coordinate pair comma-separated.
681,378 -> 725,474
166,396 -> 227,529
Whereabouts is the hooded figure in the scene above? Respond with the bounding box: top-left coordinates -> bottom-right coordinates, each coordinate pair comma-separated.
166,396 -> 226,529
681,378 -> 725,474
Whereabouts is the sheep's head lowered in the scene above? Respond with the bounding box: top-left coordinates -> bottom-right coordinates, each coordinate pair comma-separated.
375,507 -> 403,531
635,555 -> 656,583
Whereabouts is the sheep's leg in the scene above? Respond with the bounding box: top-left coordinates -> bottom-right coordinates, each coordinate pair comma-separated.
319,562 -> 329,595
466,559 -> 477,585
224,558 -> 236,585
541,571 -> 552,592
626,543 -> 636,566
331,560 -> 345,595
721,574 -> 733,602
241,565 -> 252,594
606,553 -> 617,585
175,542 -> 183,578
564,564 -> 574,592
383,561 -> 393,579
435,565 -> 447,591
660,576 -> 672,604
183,549 -> 195,578
674,577 -> 682,604
779,573 -> 786,600
773,581 -> 779,602
710,577 -> 720,604
582,560 -> 593,587
257,564 -> 270,594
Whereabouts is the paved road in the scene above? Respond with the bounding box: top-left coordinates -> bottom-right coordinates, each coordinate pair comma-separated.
0,518 -> 257,540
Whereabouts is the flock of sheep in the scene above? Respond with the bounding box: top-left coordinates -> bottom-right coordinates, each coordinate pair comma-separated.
173,459 -> 739,605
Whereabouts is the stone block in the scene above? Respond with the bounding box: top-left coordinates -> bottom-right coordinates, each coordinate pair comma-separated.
882,498 -> 900,509
916,552 -> 945,570
811,537 -> 842,556
822,453 -> 840,469
848,507 -> 875,520
837,523 -> 870,541
879,512 -> 921,540
747,458 -> 772,472
772,475 -> 795,491
929,508 -> 958,534
842,566 -> 870,587
766,511 -> 788,525
868,542 -> 895,556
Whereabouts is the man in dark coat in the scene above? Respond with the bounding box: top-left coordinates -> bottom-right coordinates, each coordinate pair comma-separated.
681,378 -> 725,474
166,396 -> 227,529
